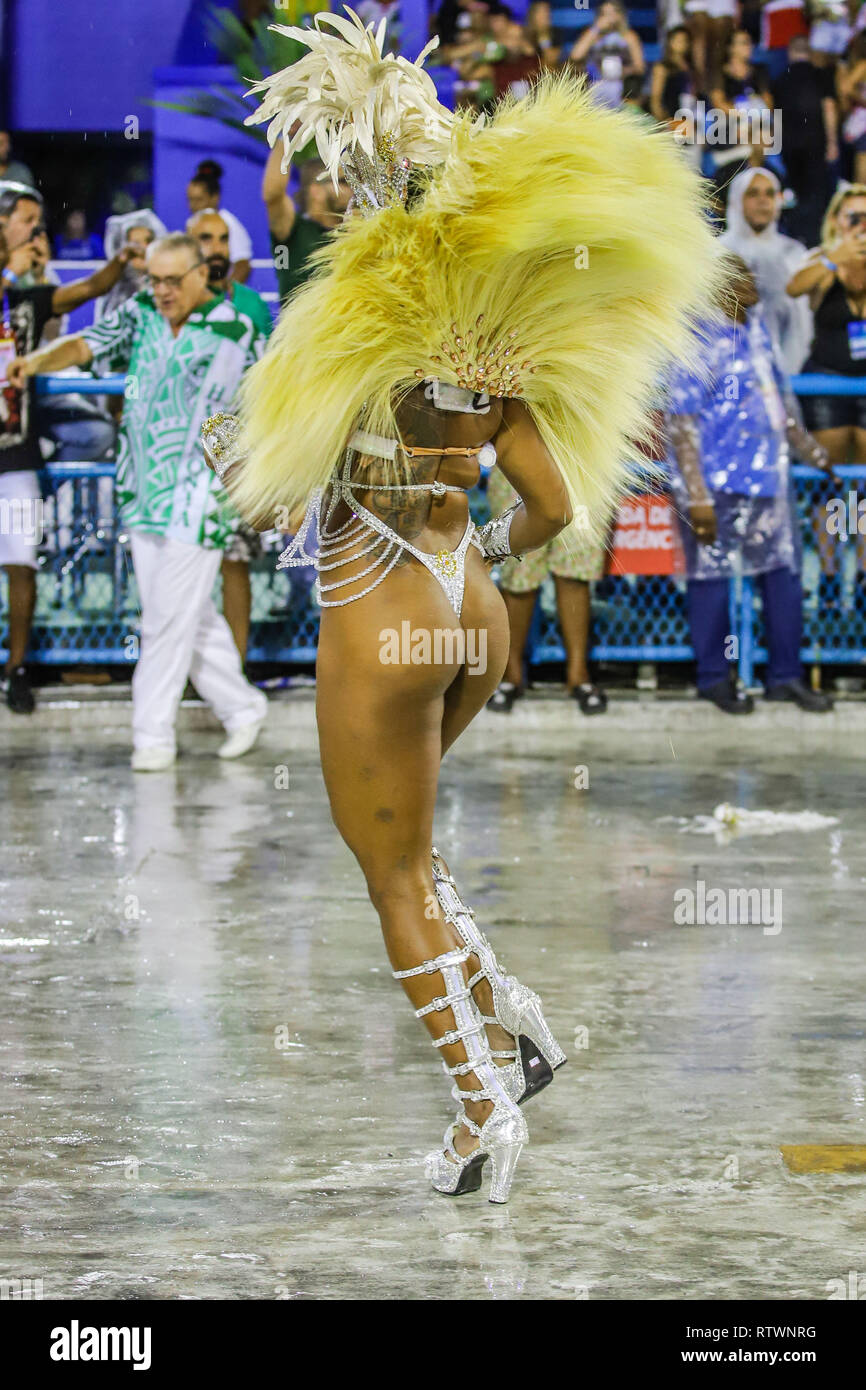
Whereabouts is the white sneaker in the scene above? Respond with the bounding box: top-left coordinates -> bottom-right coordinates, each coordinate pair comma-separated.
218,718 -> 264,760
131,746 -> 176,772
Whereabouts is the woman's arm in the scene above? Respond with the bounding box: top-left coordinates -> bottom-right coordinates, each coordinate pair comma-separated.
649,62 -> 667,121
569,24 -> 599,64
626,30 -> 646,76
786,249 -> 835,304
484,398 -> 573,556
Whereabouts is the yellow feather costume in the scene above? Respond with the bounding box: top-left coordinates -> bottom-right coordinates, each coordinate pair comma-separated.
230,23 -> 724,535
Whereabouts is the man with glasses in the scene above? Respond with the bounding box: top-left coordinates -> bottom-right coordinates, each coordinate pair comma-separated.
7,232 -> 268,768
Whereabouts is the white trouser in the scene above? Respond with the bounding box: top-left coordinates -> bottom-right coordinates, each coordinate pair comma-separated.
130,530 -> 267,752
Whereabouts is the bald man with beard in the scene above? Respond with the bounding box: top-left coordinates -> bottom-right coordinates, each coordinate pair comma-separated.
186,208 -> 274,667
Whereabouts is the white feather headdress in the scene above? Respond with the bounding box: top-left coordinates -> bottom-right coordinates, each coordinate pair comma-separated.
243,7 -> 455,212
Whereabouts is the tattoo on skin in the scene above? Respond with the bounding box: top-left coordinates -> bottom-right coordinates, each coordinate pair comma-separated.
354,388 -> 448,564
328,384 -> 497,569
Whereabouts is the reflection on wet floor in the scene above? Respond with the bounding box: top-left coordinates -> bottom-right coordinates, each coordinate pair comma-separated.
1,710 -> 864,1300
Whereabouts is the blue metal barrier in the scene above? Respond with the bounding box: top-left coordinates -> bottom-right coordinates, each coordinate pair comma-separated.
0,372 -> 863,684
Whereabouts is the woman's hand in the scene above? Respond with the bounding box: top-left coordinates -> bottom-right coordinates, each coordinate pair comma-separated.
833,234 -> 866,271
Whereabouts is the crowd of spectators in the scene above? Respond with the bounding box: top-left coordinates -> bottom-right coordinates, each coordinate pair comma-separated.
5,1 -> 866,720
427,0 -> 866,237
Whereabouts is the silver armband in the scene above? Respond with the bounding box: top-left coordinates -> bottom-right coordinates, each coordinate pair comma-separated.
201,412 -> 245,480
475,502 -> 522,561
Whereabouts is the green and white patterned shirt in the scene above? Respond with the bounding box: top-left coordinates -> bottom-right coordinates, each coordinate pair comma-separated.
81,290 -> 266,549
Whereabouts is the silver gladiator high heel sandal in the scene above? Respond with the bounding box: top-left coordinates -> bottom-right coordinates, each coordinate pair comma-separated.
431,849 -> 567,1105
393,946 -> 529,1203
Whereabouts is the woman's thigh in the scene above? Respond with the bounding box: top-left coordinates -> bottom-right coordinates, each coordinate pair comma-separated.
315,563 -> 464,889
441,547 -> 510,755
813,426 -> 855,464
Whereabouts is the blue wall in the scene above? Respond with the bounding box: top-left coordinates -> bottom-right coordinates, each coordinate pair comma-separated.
10,1 -> 432,132
9,0 -> 217,131
152,67 -> 272,261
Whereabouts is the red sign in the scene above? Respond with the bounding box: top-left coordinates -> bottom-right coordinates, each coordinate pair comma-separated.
607,494 -> 683,576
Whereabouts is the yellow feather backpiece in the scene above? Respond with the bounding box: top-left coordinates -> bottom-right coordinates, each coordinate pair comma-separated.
232,71 -> 725,532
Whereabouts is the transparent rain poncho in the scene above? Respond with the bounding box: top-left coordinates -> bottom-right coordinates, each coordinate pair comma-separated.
664,310 -> 822,582
719,167 -> 813,376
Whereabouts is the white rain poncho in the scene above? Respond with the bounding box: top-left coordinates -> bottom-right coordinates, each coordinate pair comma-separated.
719,167 -> 813,376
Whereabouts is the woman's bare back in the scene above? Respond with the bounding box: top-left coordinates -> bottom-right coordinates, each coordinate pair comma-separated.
326,383 -> 504,557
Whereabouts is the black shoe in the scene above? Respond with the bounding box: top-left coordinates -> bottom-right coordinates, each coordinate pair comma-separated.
4,665 -> 35,715
697,677 -> 754,715
487,681 -> 523,713
765,678 -> 834,713
571,682 -> 607,715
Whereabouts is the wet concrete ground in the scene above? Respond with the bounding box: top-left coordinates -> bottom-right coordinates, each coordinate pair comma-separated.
1,691 -> 865,1300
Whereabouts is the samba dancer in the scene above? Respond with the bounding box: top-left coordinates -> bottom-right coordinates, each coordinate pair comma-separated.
203,8 -> 723,1201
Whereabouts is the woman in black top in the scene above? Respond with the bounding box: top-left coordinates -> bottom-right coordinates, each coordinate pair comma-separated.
709,29 -> 774,216
649,25 -> 698,125
788,184 -> 866,462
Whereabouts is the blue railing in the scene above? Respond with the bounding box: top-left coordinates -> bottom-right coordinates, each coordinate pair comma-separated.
0,372 -> 863,685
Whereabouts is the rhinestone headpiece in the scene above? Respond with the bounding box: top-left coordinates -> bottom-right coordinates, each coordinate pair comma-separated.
419,315 -> 537,398
341,132 -> 412,217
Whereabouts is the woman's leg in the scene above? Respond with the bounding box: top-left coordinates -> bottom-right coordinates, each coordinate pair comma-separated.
315,571 -> 509,1156
554,575 -> 592,690
433,554 -> 518,1064
220,557 -> 251,662
815,426 -> 854,466
811,427 -> 852,576
440,547 -> 510,754
3,565 -> 36,671
852,427 -> 866,465
498,590 -> 537,691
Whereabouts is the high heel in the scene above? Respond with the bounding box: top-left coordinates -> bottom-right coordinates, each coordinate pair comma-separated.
487,1136 -> 525,1204
393,945 -> 529,1204
431,848 -> 567,1105
425,1102 -> 527,1204
518,996 -> 567,1073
